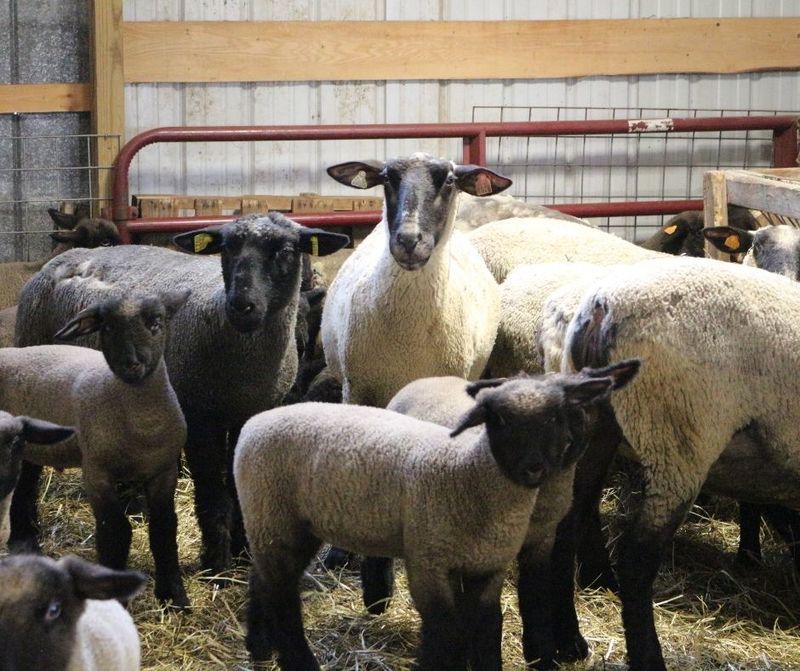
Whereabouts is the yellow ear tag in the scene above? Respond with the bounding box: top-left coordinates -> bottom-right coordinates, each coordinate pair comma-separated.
724,234 -> 740,250
663,224 -> 677,235
193,233 -> 214,253
310,235 -> 320,256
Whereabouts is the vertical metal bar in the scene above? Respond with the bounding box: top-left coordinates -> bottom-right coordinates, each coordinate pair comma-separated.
87,134 -> 94,216
10,0 -> 23,261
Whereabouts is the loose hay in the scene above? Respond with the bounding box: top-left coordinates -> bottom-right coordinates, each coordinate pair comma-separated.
17,466 -> 800,670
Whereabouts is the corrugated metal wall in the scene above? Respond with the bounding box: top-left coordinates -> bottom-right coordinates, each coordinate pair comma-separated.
124,0 -> 800,212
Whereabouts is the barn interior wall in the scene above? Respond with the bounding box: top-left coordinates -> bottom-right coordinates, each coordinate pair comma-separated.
0,0 -> 91,262
123,0 -> 800,232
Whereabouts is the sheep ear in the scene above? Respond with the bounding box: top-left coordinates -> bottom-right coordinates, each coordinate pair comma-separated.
450,403 -> 487,437
453,166 -> 512,197
703,226 -> 754,254
326,161 -> 384,189
54,306 -> 103,341
297,228 -> 351,256
48,208 -> 78,230
159,287 -> 192,318
173,226 -> 224,255
59,555 -> 146,602
465,378 -> 507,398
303,287 -> 326,307
50,229 -> 84,244
19,418 -> 75,445
561,377 -> 614,406
580,359 -> 640,390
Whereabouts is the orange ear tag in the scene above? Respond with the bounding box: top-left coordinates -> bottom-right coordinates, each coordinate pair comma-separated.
193,233 -> 214,253
474,173 -> 492,196
663,224 -> 677,235
724,234 -> 740,250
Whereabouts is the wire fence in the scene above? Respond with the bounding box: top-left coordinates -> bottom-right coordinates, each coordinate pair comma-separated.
472,106 -> 797,240
0,133 -> 119,262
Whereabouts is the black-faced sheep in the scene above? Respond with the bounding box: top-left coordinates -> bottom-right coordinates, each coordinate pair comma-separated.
320,154 -> 512,408
0,553 -> 145,671
233,365 -> 636,671
560,256 -> 800,671
5,291 -> 191,606
13,213 -> 350,576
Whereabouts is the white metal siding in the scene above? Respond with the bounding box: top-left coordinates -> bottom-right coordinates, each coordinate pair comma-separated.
123,0 -> 800,203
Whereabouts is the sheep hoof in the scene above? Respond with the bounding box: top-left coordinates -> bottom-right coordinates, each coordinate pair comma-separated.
555,633 -> 589,663
156,587 -> 191,610
321,546 -> 354,570
736,548 -> 763,568
7,536 -> 40,555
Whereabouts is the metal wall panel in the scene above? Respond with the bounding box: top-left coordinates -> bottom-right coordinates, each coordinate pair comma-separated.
123,0 -> 800,205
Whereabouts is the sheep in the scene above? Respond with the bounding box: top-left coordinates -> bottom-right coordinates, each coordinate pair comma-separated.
705,223 -> 800,279
321,153 -> 512,409
556,255 -> 800,671
466,215 -> 662,284
453,193 -> 593,231
638,205 -> 757,257
13,212 -> 350,576
233,364 -> 635,671
0,207 -> 120,310
5,290 -> 192,606
0,412 -> 75,545
0,306 -> 15,348
0,553 -> 145,671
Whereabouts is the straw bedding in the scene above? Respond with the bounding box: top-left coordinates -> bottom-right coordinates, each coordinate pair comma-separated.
22,465 -> 800,671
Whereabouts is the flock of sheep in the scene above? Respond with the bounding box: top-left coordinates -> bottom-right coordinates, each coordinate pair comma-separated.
1,152 -> 799,670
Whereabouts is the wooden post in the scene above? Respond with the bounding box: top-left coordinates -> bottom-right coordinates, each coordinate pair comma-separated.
703,170 -> 730,260
90,0 -> 125,216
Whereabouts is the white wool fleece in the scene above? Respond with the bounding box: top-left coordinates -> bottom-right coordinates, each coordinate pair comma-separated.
468,216 -> 662,283
321,216 -> 500,408
68,599 -> 140,671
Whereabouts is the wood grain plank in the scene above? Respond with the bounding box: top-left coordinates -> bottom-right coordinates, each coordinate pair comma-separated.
0,83 -> 91,113
122,18 -> 800,83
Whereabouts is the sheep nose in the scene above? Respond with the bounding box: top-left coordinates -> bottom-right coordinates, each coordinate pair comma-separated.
230,296 -> 255,315
396,231 -> 422,253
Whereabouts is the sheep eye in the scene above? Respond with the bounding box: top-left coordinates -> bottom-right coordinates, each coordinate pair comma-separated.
43,600 -> 62,623
100,241 -> 112,247
445,173 -> 456,185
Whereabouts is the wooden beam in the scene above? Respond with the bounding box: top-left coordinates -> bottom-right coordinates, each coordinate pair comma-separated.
90,0 -> 125,214
703,170 -> 730,261
725,169 -> 800,219
123,18 -> 800,83
0,83 -> 92,113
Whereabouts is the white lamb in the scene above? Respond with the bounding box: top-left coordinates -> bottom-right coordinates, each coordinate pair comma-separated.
320,153 -> 512,407
0,553 -> 144,671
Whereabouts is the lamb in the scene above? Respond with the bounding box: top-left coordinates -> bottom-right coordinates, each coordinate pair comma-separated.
321,154 -> 511,408
466,215 -> 662,283
0,206 -> 120,310
705,223 -> 800,279
0,553 -> 145,671
13,212 -> 350,576
558,255 -> 800,671
5,290 -> 191,606
233,365 -> 634,671
0,412 -> 74,545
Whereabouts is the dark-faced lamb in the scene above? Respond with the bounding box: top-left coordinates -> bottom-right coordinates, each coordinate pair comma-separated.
0,412 -> 74,545
0,207 -> 120,310
234,366 -> 634,671
13,213 -> 350,577
321,154 -> 512,408
558,255 -> 800,671
0,553 -> 145,671
5,291 -> 191,606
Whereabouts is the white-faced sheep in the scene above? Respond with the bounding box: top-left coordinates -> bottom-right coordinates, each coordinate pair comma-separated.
234,365 -> 635,671
0,553 -> 145,671
382,361 -> 639,670
320,154 -> 512,408
13,213 -> 350,577
0,412 -> 74,545
557,255 -> 800,671
0,207 -> 120,310
5,290 -> 191,606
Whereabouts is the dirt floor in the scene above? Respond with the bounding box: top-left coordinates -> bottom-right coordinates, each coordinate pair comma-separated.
28,466 -> 800,671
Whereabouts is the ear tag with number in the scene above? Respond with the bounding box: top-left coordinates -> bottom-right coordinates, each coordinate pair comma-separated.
194,233 -> 214,253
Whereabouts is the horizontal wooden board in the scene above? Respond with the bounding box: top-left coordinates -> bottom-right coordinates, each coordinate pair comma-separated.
122,18 -> 800,83
0,83 -> 91,113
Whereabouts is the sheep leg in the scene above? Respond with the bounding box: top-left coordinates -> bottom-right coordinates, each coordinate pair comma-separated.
184,418 -> 232,576
7,461 -> 43,553
760,504 -> 800,570
736,502 -> 764,566
360,556 -> 395,614
85,474 -> 132,571
247,537 -> 321,670
227,424 -> 248,560
462,572 -> 505,671
144,465 -> 189,608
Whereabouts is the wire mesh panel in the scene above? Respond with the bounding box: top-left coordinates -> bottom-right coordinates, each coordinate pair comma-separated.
472,106 -> 795,241
0,132 -> 119,262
